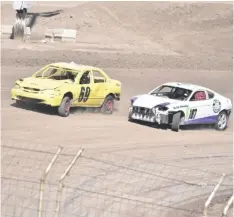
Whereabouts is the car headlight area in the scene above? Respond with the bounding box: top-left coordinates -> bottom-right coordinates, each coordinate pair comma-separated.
14,84 -> 21,89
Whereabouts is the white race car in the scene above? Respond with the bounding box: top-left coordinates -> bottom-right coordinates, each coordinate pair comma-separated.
128,82 -> 232,132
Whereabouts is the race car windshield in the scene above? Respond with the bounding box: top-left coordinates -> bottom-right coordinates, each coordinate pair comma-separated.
150,85 -> 192,101
34,66 -> 79,82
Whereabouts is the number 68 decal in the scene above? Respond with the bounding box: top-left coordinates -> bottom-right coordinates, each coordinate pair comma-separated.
78,87 -> 91,102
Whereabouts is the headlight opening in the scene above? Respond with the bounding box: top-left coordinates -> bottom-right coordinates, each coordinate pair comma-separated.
14,84 -> 20,89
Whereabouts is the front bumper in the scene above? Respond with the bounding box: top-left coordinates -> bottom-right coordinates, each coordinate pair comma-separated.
11,88 -> 62,107
128,106 -> 169,124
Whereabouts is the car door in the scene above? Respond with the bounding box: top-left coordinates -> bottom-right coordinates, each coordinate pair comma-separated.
72,70 -> 94,106
90,69 -> 109,106
186,90 -> 211,124
204,90 -> 222,121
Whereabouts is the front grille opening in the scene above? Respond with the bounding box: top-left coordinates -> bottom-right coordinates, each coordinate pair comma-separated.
132,106 -> 153,115
23,87 -> 40,92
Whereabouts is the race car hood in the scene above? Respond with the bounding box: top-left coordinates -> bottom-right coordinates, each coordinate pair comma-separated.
132,94 -> 179,109
17,77 -> 73,90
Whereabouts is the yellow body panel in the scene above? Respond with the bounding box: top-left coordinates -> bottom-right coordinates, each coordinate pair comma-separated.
11,62 -> 121,108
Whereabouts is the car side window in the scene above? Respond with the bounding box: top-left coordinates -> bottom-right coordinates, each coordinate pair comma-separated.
158,86 -> 174,93
207,90 -> 214,99
93,70 -> 106,83
190,91 -> 207,101
79,71 -> 90,84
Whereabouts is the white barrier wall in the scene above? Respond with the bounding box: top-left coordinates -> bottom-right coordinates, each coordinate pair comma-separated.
45,28 -> 77,42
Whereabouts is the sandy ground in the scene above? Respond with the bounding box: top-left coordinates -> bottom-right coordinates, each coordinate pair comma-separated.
1,1 -> 233,217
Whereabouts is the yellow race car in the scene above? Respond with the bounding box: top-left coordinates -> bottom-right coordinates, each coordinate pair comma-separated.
11,62 -> 122,117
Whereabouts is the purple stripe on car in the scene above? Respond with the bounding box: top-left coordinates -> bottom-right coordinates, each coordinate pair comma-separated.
185,115 -> 217,125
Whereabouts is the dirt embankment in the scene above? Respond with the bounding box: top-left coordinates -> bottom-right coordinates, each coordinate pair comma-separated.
1,2 -> 233,71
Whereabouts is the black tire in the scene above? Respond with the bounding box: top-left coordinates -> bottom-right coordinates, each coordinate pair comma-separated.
215,111 -> 228,131
101,95 -> 114,114
171,112 -> 181,132
58,96 -> 71,117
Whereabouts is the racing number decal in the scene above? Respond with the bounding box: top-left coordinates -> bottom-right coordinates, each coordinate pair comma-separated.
78,87 -> 91,102
188,109 -> 197,119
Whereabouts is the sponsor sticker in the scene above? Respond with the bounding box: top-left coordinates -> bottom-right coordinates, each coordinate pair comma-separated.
213,99 -> 221,113
173,105 -> 188,109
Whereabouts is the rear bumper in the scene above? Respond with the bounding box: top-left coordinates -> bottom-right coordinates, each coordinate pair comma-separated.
11,88 -> 62,106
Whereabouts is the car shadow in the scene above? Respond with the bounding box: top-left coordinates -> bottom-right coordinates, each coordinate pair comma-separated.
11,102 -> 58,116
11,103 -> 119,116
129,120 -> 215,132
70,104 -> 119,114
129,120 -> 169,131
180,124 -> 215,131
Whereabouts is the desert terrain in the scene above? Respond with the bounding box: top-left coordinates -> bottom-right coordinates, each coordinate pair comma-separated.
1,1 -> 233,217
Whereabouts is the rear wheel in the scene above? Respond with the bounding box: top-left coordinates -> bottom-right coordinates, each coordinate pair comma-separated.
171,112 -> 181,132
215,111 -> 228,131
101,95 -> 114,114
58,96 -> 71,117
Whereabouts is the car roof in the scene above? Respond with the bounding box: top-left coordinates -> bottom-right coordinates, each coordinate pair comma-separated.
50,62 -> 99,71
163,82 -> 209,92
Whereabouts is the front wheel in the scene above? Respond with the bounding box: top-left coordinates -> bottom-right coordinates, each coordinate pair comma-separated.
101,95 -> 114,114
58,96 -> 71,117
171,112 -> 181,132
215,111 -> 228,131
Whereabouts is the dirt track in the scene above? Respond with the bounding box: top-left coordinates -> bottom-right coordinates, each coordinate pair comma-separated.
1,1 -> 233,217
